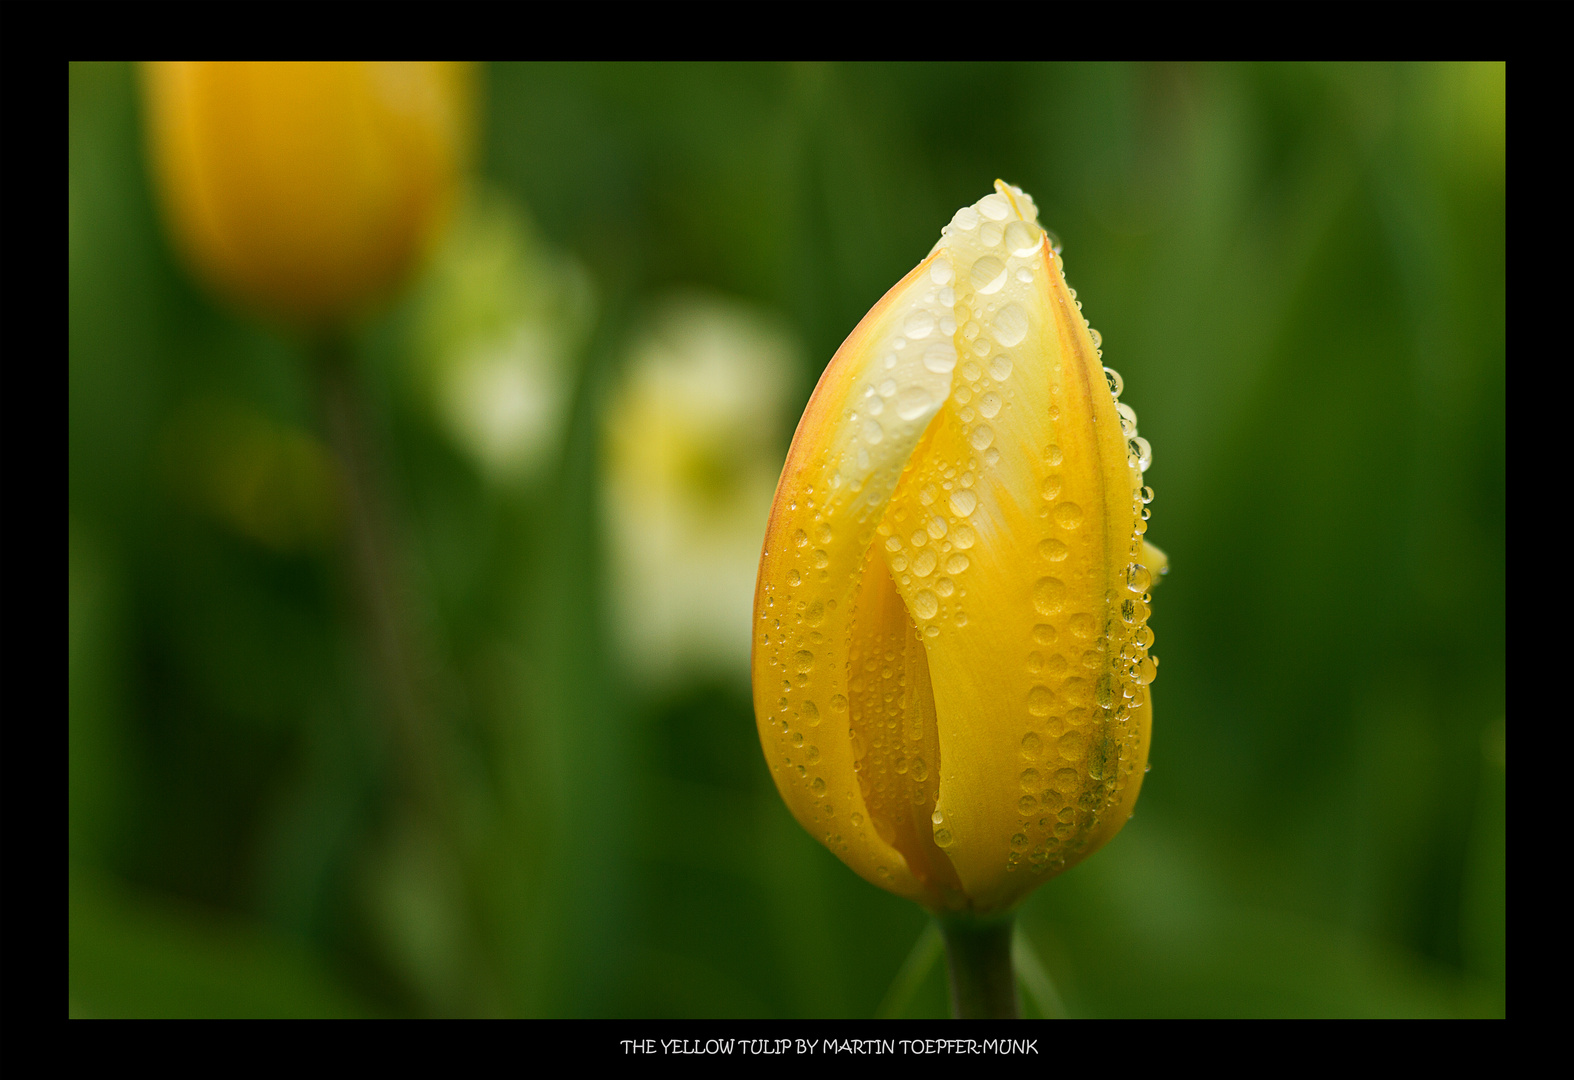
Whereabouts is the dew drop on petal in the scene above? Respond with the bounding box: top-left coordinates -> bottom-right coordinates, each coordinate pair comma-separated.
1038,538 -> 1068,561
922,341 -> 958,374
988,353 -> 1013,381
896,386 -> 933,421
1005,219 -> 1038,257
913,590 -> 939,620
992,303 -> 1029,347
905,309 -> 935,339
969,425 -> 995,451
1033,577 -> 1066,615
948,489 -> 977,516
970,255 -> 1008,294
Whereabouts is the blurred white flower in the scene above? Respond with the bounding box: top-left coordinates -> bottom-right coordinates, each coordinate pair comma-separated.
603,293 -> 798,686
411,189 -> 594,483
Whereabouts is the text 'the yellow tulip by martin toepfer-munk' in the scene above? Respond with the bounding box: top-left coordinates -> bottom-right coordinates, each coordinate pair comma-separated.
753,182 -> 1165,921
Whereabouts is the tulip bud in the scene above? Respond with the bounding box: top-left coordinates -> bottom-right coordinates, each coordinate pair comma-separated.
753,182 -> 1162,916
141,62 -> 473,327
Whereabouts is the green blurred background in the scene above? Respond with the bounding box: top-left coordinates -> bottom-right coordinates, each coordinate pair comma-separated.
69,62 -> 1505,1018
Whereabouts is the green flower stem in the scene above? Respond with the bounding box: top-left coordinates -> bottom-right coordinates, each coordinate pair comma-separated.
938,914 -> 1020,1019
312,333 -> 437,804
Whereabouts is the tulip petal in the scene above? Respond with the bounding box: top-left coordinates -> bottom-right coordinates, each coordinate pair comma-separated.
876,182 -> 1153,911
753,249 -> 965,903
846,543 -> 966,908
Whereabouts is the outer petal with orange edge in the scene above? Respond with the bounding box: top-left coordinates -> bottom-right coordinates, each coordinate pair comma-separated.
753,182 -> 1162,916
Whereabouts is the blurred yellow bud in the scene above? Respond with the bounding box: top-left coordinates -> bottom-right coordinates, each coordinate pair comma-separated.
141,61 -> 474,327
753,182 -> 1163,916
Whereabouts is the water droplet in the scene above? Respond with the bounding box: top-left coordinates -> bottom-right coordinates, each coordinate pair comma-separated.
1127,563 -> 1152,593
1059,730 -> 1088,761
970,255 -> 1008,294
960,358 -> 982,382
1038,538 -> 1068,562
934,827 -> 954,847
1032,624 -> 1056,645
977,392 -> 1002,419
1134,656 -> 1158,685
895,386 -> 932,421
919,343 -> 956,376
1104,367 -> 1123,398
1089,327 -> 1103,351
969,425 -> 995,451
912,757 -> 929,781
988,353 -> 1013,381
1045,444 -> 1064,467
948,489 -> 977,517
803,700 -> 821,726
810,776 -> 826,796
978,192 -> 1012,221
1005,219 -> 1038,257
1133,436 -> 1152,472
1028,685 -> 1055,716
1056,503 -> 1084,529
1140,485 -> 1155,505
926,515 -> 947,539
787,569 -> 801,586
807,600 -> 825,625
862,418 -> 884,444
992,303 -> 1029,347
830,694 -> 848,712
793,529 -> 808,548
935,576 -> 955,597
1039,475 -> 1063,501
951,524 -> 976,549
794,650 -> 815,673
944,553 -> 969,574
930,258 -> 954,285
1033,577 -> 1066,615
981,220 -> 1004,248
813,549 -> 829,568
1069,613 -> 1096,638
1113,403 -> 1140,442
1053,767 -> 1079,793
913,590 -> 939,620
905,309 -> 935,339
1011,832 -> 1030,851
911,549 -> 937,577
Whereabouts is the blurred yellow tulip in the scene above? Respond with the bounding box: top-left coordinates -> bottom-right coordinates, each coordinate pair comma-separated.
753,182 -> 1164,917
141,62 -> 473,326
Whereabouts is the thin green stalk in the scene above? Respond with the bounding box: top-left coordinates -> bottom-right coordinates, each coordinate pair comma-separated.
312,332 -> 437,805
938,914 -> 1019,1019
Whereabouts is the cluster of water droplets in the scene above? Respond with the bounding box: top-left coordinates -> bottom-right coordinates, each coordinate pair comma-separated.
998,276 -> 1159,882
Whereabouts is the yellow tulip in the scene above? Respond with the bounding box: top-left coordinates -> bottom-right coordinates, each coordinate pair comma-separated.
141,62 -> 473,327
753,182 -> 1163,918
